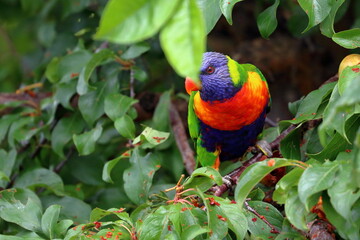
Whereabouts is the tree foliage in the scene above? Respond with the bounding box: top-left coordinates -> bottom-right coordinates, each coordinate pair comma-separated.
0,0 -> 359,239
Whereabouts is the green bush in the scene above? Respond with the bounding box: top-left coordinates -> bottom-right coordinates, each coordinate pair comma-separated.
0,0 -> 359,239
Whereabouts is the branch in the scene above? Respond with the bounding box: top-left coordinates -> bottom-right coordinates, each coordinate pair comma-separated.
169,103 -> 195,174
307,220 -> 335,240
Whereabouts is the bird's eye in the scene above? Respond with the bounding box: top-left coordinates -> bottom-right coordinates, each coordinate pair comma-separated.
206,66 -> 215,74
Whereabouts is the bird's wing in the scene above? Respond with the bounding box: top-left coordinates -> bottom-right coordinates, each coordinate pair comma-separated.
188,91 -> 200,139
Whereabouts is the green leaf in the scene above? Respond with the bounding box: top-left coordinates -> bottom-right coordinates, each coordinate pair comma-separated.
41,205 -> 61,239
123,149 -> 160,204
276,219 -> 307,240
327,160 -> 360,220
309,114 -> 360,160
42,196 -> 91,224
51,113 -> 84,158
0,149 -> 16,188
77,49 -> 115,95
133,126 -> 170,148
245,201 -> 282,238
318,85 -> 348,145
280,126 -> 301,160
298,161 -> 339,211
54,219 -> 73,239
298,0 -> 332,32
0,189 -> 42,232
90,207 -> 132,225
319,0 -> 345,37
45,57 -> 61,83
104,93 -> 138,121
73,123 -> 103,155
54,81 -> 77,110
58,50 -> 92,83
68,154 -> 104,186
235,158 -> 305,205
152,90 -> 171,131
95,0 -> 180,44
197,0 -> 222,33
184,167 -> 223,187
280,82 -> 335,126
217,198 -> 247,240
322,194 -> 360,240
0,114 -> 17,143
198,193 -> 228,240
247,188 -> 265,201
273,167 -> 305,204
160,0 -> 205,83
257,0 -> 280,39
78,79 -> 119,126
219,0 -> 245,25
284,188 -> 309,231
122,42 -> 150,59
14,168 -> 65,196
181,225 -> 209,240
138,206 -> 169,240
332,28 -> 360,49
102,152 -> 130,183
114,114 -> 136,139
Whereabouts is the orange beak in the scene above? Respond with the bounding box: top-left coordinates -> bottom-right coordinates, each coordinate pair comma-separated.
185,77 -> 201,95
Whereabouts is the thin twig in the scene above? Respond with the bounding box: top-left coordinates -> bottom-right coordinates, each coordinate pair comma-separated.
54,147 -> 74,173
169,103 -> 195,174
129,68 -> 135,98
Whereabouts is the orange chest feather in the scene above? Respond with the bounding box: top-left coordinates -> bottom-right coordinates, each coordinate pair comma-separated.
194,72 -> 270,131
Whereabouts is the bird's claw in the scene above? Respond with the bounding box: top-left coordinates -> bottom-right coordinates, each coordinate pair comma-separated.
222,175 -> 233,188
254,140 -> 273,157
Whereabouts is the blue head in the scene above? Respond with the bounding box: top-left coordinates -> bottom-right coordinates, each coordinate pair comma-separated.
199,52 -> 241,102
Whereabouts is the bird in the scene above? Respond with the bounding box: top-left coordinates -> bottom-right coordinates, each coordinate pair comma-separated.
185,52 -> 271,169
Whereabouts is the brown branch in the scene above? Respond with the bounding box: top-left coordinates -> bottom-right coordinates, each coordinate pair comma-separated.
169,103 -> 195,175
212,124 -> 297,196
307,220 -> 335,240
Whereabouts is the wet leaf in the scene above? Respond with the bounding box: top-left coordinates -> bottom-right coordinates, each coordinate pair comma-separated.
0,189 -> 42,232
298,0 -> 332,32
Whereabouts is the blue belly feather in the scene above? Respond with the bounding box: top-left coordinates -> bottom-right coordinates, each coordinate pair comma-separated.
199,109 -> 267,161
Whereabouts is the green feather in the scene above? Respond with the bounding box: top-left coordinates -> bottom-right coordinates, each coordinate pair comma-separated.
197,139 -> 217,167
188,91 -> 199,139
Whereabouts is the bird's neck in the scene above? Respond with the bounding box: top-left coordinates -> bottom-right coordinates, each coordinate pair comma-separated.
194,71 -> 270,131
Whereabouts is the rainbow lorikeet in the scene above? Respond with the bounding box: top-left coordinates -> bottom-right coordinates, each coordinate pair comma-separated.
185,52 -> 271,169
